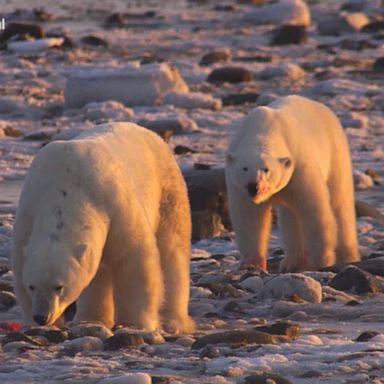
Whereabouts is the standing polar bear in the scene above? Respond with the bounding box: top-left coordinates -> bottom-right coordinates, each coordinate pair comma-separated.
12,122 -> 194,333
226,95 -> 360,272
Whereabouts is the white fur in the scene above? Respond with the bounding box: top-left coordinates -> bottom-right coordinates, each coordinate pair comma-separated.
12,122 -> 194,333
226,95 -> 360,272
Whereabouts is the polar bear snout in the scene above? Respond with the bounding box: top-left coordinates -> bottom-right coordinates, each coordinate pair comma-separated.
33,314 -> 49,326
247,182 -> 259,197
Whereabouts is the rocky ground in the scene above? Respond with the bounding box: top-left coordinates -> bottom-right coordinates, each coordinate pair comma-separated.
1,0 -> 384,383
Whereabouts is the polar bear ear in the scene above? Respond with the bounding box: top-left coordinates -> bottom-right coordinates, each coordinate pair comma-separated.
279,157 -> 292,169
73,243 -> 88,262
226,152 -> 236,164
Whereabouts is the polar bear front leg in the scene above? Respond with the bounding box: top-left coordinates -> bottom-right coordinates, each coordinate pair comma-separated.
278,206 -> 306,272
229,189 -> 272,270
74,262 -> 114,328
291,174 -> 337,270
113,234 -> 163,331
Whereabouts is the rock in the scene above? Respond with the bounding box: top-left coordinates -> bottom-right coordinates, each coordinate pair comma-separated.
2,341 -> 39,353
194,163 -> 211,170
80,35 -> 109,48
221,92 -> 259,106
24,131 -> 53,141
175,336 -> 195,347
261,274 -> 322,303
104,333 -> 145,351
200,49 -> 231,66
244,373 -> 293,384
223,301 -> 245,313
140,55 -> 165,65
197,273 -> 229,286
98,373 -> 152,384
83,100 -> 134,122
255,321 -> 300,339
329,265 -> 384,294
174,145 -> 197,155
7,38 -> 64,53
361,21 -> 384,34
207,67 -> 252,84
69,323 -> 113,340
257,63 -> 305,80
163,91 -> 222,110
340,111 -> 369,129
25,327 -> 68,343
355,330 -> 380,342
191,329 -> 281,349
243,0 -> 311,26
61,336 -> 104,354
64,63 -> 189,109
104,13 -> 127,29
355,201 -> 384,222
192,211 -> 222,240
0,99 -> 21,114
0,22 -> 44,43
199,345 -> 221,358
0,290 -> 16,310
317,13 -> 368,36
184,169 -> 230,229
372,57 -> 384,72
239,276 -> 264,293
354,170 -> 374,190
340,38 -> 377,51
2,331 -> 48,347
271,25 -> 308,45
138,116 -> 198,136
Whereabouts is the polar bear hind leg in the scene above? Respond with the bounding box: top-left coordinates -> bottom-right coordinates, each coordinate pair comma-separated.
278,206 -> 307,272
156,185 -> 195,334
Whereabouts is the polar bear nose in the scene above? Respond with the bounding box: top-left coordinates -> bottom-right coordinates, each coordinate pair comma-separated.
33,315 -> 49,325
247,182 -> 258,197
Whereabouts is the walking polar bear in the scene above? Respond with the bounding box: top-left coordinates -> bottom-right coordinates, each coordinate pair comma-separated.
12,122 -> 194,333
225,95 -> 360,272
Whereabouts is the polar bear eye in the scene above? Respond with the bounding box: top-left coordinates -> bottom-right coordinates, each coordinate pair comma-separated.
264,168 -> 269,173
55,285 -> 64,293
242,166 -> 249,171
28,285 -> 35,291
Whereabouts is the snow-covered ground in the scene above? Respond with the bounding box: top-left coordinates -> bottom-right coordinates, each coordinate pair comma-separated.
1,0 -> 384,383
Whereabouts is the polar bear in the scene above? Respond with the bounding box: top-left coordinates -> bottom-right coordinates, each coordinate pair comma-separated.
225,95 -> 360,272
12,122 -> 194,333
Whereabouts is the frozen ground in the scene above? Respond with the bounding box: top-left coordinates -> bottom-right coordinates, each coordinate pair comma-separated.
1,0 -> 384,383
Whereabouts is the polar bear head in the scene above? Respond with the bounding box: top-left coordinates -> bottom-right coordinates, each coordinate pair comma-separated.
226,151 -> 293,204
22,240 -> 96,326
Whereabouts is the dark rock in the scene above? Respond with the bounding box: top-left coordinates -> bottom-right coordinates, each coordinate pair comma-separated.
199,345 -> 221,358
0,22 -> 44,43
223,301 -> 244,313
104,13 -> 126,29
27,328 -> 68,343
191,211 -> 222,240
140,55 -> 165,65
103,333 -> 145,350
68,323 -> 113,340
222,92 -> 259,106
255,321 -> 300,340
271,25 -> 308,45
200,50 -> 230,66
233,54 -> 272,63
345,299 -> 361,306
372,57 -> 384,72
317,16 -> 357,36
355,200 -> 384,222
191,329 -> 281,349
355,331 -> 380,342
213,4 -> 236,11
174,145 -> 197,155
324,257 -> 384,277
137,117 -> 196,136
340,38 -> 377,51
80,35 -> 109,48
24,131 -> 53,141
0,291 -> 16,310
361,21 -> 384,34
2,331 -> 48,347
244,373 -> 293,384
329,265 -> 384,294
300,370 -> 323,378
193,163 -> 211,171
3,126 -> 22,137
207,66 -> 252,84
184,168 -> 230,229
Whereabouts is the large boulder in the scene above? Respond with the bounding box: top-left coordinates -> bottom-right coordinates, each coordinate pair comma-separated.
64,63 -> 189,109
